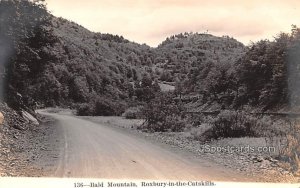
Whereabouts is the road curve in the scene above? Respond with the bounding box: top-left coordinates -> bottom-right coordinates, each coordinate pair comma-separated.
37,110 -> 251,181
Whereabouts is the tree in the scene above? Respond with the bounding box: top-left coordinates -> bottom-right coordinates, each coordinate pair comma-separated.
174,77 -> 183,99
142,92 -> 186,132
288,39 -> 300,107
69,77 -> 89,102
236,34 -> 289,109
134,74 -> 160,102
0,0 -> 58,108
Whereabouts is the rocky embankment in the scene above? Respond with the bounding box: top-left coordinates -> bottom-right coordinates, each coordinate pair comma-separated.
0,103 -> 59,177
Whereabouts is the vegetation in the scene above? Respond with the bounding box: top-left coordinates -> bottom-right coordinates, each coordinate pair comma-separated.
3,0 -> 300,117
76,97 -> 126,116
0,0 -> 57,110
280,119 -> 300,174
141,93 -> 186,132
210,110 -> 259,138
0,0 -> 152,115
3,0 -> 300,176
122,106 -> 143,119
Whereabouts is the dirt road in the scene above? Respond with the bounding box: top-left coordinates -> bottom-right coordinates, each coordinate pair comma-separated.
37,110 -> 252,181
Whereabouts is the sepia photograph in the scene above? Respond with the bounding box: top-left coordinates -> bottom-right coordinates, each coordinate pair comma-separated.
0,0 -> 300,187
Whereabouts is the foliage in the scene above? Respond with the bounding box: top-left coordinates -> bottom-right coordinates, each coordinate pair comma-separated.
169,26 -> 300,112
94,97 -> 125,116
122,106 -> 143,119
76,103 -> 95,116
210,110 -> 260,138
236,37 -> 288,108
134,74 -> 160,102
3,2 -> 300,175
76,97 -> 125,116
190,123 -> 212,141
232,26 -> 300,110
287,26 -> 300,107
155,32 -> 245,84
0,0 -> 57,109
142,93 -> 186,132
0,0 -> 152,114
3,0 -> 300,119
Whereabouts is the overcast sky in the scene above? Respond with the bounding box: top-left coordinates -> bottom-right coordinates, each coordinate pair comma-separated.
46,0 -> 300,47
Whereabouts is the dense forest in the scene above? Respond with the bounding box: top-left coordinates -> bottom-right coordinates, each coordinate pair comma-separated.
1,0 -> 300,118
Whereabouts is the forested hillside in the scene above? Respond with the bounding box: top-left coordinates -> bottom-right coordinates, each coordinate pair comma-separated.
28,17 -> 156,115
2,0 -> 300,117
154,33 -> 245,83
0,0 -> 243,116
0,0 -> 154,115
152,33 -> 246,112
168,28 -> 300,113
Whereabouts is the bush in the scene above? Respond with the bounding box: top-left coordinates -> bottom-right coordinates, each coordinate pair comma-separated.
165,115 -> 186,132
76,103 -> 95,116
122,106 -> 143,119
211,110 -> 260,138
142,93 -> 186,132
189,114 -> 205,127
94,99 -> 117,116
190,123 -> 212,141
76,97 -> 125,116
276,119 -> 300,174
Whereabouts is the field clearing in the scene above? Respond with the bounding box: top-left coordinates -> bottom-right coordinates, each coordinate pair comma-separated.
159,83 -> 175,92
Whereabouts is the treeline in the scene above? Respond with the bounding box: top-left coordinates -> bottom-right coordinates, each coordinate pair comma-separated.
177,26 -> 300,111
2,0 -> 300,117
0,0 -> 57,110
0,0 -> 153,114
153,33 -> 246,85
134,26 -> 300,137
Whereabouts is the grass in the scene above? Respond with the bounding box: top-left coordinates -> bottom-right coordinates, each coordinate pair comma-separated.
80,116 -> 144,129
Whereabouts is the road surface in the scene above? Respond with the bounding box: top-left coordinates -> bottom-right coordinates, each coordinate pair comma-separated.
37,110 -> 251,181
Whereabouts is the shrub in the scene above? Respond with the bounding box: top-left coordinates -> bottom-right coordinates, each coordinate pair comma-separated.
211,110 -> 260,138
164,115 -> 186,132
190,123 -> 212,141
122,106 -> 143,119
76,97 -> 125,116
76,103 -> 95,116
189,114 -> 205,127
94,99 -> 116,116
142,93 -> 186,132
275,119 -> 300,174
94,98 -> 125,116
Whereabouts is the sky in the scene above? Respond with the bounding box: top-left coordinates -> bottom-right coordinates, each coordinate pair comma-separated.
45,0 -> 300,47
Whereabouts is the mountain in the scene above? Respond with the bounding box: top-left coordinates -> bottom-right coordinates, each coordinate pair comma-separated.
148,33 -> 246,111
1,0 -> 250,116
0,0 -> 154,115
152,32 -> 246,83
39,21 -> 248,113
35,17 -> 154,106
8,0 -> 296,116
